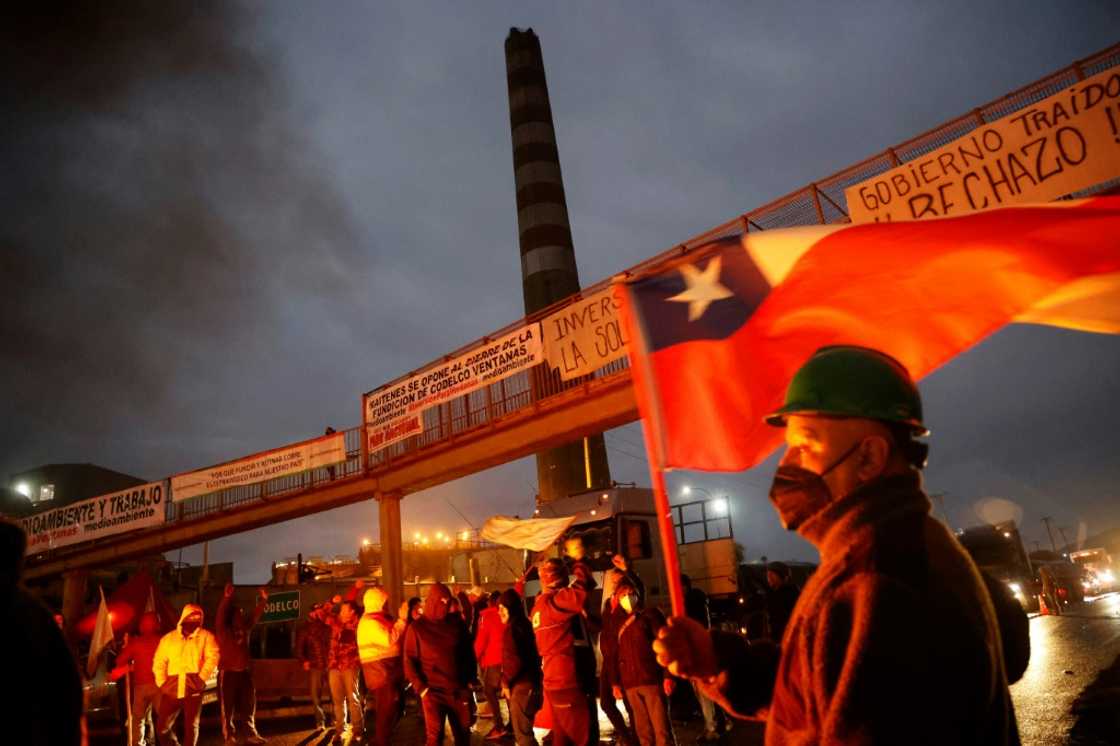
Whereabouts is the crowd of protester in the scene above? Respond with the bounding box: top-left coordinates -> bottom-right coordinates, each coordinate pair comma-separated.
283,537 -> 802,746
2,511 -> 804,746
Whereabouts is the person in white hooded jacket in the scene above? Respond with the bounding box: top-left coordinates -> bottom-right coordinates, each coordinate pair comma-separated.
153,603 -> 220,746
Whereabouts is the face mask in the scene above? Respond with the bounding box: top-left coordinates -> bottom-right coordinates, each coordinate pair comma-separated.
769,440 -> 862,531
620,594 -> 636,614
181,619 -> 201,635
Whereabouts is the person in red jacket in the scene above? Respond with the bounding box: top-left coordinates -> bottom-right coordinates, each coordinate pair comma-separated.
605,577 -> 675,746
403,583 -> 478,746
113,611 -> 163,746
531,558 -> 595,746
215,582 -> 268,744
474,590 -> 508,740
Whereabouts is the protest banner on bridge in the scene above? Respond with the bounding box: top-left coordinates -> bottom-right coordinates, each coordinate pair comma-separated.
21,481 -> 167,552
542,287 -> 629,381
171,432 -> 347,501
846,66 -> 1120,223
364,323 -> 542,452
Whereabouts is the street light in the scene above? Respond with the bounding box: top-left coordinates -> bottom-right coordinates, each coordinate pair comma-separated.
361,537 -> 371,547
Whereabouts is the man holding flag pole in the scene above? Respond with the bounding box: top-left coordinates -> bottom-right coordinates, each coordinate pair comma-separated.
617,197 -> 1120,743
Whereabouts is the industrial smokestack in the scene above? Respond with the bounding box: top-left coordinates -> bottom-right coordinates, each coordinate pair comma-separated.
505,28 -> 610,504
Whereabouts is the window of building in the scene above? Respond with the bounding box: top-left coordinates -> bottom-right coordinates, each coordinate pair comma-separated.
38,484 -> 55,502
621,518 -> 653,559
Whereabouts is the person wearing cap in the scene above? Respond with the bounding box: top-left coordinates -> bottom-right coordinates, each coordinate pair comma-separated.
357,587 -> 408,746
763,563 -> 799,644
403,582 -> 478,746
295,602 -> 332,730
531,557 -> 596,746
654,346 -> 1020,744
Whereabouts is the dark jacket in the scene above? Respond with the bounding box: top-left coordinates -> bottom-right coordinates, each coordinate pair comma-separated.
215,593 -> 266,671
598,602 -> 628,689
764,472 -> 1020,745
404,584 -> 477,694
606,607 -> 668,690
501,591 -> 542,689
765,582 -> 799,643
294,618 -> 331,670
684,586 -> 710,628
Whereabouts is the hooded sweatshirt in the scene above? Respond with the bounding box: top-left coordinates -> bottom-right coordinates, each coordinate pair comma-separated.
403,583 -> 477,694
153,604 -> 220,699
357,587 -> 406,666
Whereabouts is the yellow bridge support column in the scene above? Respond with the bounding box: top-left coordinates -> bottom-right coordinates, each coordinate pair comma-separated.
378,491 -> 404,613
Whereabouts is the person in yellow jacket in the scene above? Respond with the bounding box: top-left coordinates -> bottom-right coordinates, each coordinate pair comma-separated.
357,587 -> 408,746
153,603 -> 220,746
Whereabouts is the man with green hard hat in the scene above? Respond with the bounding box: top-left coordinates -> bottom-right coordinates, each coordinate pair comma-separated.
654,345 -> 1020,745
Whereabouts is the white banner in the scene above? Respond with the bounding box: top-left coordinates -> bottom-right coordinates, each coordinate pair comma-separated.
363,323 -> 542,451
846,66 -> 1120,223
542,287 -> 629,381
480,514 -> 577,552
171,432 -> 347,501
21,481 -> 167,552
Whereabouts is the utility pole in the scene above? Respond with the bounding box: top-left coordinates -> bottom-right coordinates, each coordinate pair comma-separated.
1041,516 -> 1058,553
1057,526 -> 1072,554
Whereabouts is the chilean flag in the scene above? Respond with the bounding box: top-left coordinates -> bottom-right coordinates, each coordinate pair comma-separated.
621,197 -> 1120,472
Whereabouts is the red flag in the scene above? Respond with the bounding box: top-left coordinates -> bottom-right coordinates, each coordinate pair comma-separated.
622,197 -> 1120,472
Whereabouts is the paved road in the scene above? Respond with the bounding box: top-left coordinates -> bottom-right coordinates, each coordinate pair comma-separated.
95,593 -> 1120,745
1011,591 -> 1120,745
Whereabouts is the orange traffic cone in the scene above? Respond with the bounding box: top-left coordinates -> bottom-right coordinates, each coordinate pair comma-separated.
1039,594 -> 1051,615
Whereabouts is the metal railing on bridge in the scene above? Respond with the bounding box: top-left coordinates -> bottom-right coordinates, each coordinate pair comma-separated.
28,43 -> 1120,567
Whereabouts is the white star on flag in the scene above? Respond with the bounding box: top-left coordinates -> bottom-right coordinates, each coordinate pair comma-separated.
667,256 -> 734,321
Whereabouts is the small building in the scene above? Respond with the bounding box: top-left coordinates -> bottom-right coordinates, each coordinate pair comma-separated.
3,462 -> 147,518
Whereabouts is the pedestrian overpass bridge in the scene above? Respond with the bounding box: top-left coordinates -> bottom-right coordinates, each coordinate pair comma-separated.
22,46 -> 1118,619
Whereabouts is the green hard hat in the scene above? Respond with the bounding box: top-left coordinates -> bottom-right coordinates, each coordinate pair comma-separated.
765,346 -> 928,435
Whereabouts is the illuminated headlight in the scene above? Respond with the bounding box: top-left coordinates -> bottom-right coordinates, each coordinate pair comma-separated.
1099,570 -> 1115,584
1007,582 -> 1022,595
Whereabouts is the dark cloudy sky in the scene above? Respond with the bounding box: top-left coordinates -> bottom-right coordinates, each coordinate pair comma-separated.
3,2 -> 1118,583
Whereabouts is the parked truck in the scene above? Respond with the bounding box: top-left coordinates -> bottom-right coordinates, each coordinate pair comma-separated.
489,485 -> 742,615
956,520 -> 1038,611
1070,548 -> 1117,594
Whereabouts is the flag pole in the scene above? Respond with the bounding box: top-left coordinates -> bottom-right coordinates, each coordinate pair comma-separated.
647,463 -> 685,617
125,667 -> 134,746
618,280 -> 686,618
